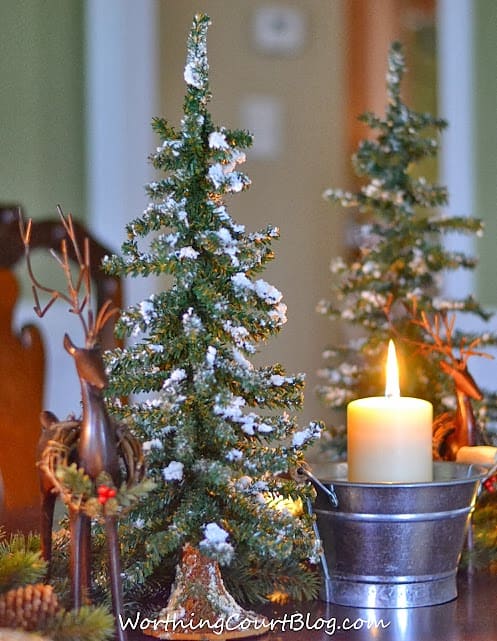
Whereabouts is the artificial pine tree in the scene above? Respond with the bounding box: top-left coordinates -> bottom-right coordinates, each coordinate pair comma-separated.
317,41 -> 497,447
103,13 -> 321,609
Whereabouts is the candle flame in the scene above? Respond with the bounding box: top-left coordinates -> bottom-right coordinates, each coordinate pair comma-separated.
385,339 -> 400,398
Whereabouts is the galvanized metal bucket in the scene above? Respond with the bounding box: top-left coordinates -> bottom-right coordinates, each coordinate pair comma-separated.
313,461 -> 488,608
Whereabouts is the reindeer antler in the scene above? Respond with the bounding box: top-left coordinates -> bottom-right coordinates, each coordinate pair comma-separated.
18,206 -> 118,348
384,295 -> 491,400
411,308 -> 491,371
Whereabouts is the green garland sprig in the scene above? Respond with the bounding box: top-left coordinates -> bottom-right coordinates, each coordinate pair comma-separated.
54,464 -> 155,520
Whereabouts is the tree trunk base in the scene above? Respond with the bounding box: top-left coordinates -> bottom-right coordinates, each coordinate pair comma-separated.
143,545 -> 268,640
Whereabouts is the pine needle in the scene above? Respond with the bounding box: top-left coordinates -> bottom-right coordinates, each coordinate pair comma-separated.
45,606 -> 114,641
0,533 -> 46,593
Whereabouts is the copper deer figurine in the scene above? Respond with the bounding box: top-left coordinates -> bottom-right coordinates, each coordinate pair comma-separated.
412,310 -> 487,460
385,297 -> 489,460
20,208 -> 143,641
438,358 -> 484,459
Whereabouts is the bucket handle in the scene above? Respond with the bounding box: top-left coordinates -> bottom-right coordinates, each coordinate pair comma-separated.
296,465 -> 339,507
467,461 -> 497,499
467,461 -> 497,480
483,461 -> 497,479
296,464 -> 335,601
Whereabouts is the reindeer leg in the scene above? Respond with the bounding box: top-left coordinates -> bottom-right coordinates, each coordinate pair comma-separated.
105,514 -> 127,641
38,410 -> 60,575
69,507 -> 92,608
80,512 -> 92,604
40,489 -> 56,576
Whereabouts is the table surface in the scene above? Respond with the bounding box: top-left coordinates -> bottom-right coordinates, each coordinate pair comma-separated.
128,569 -> 497,641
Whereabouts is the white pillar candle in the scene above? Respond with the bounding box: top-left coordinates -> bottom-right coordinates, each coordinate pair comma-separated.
347,341 -> 433,483
456,446 -> 497,466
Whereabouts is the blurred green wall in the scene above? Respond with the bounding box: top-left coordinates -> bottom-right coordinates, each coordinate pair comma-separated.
475,0 -> 497,306
0,0 -> 85,220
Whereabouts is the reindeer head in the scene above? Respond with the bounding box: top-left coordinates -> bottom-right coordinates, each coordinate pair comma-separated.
439,359 -> 484,401
63,334 -> 108,389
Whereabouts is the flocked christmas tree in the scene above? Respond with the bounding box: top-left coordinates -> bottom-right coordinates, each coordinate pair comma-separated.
103,14 -> 321,612
317,42 -> 497,452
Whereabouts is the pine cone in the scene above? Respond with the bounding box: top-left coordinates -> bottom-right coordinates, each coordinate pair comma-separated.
0,584 -> 59,631
0,629 -> 50,641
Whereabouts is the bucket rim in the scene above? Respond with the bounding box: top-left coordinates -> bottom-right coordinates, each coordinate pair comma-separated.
321,461 -> 489,489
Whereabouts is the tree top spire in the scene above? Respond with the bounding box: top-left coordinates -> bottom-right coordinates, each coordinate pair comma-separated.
184,13 -> 211,101
386,41 -> 405,104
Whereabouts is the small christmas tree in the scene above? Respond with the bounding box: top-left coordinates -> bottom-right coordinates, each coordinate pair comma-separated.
103,13 -> 321,609
317,41 -> 497,447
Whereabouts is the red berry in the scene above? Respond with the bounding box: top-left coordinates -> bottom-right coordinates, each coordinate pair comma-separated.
97,485 -> 109,496
107,488 -> 117,498
484,476 -> 497,492
98,496 -> 107,504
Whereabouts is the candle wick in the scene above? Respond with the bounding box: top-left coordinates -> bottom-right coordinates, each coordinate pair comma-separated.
385,341 -> 400,397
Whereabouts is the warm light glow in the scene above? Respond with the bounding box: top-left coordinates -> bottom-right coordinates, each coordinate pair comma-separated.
385,339 -> 400,398
267,590 -> 290,605
263,493 -> 303,517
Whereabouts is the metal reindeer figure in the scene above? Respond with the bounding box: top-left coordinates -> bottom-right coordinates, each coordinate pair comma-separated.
412,310 -> 487,460
385,296 -> 489,460
20,208 -> 143,641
